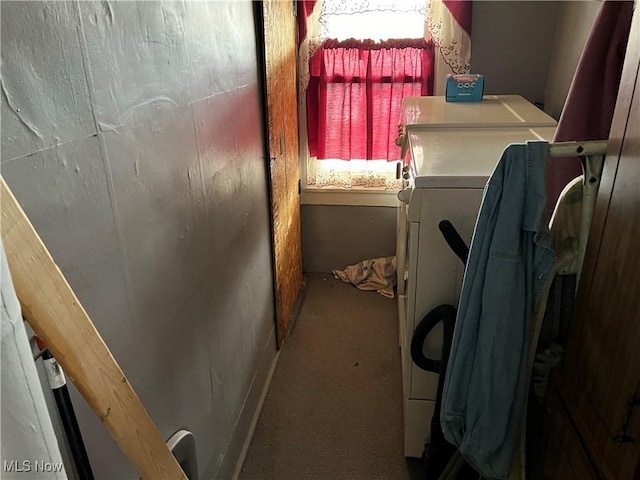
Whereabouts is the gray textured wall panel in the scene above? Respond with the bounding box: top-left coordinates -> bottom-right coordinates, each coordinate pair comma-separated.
0,138 -> 133,354
77,1 -> 258,131
0,1 -> 95,161
100,105 -> 205,325
302,205 -> 397,273
1,1 -> 276,478
543,1 -> 600,119
471,1 -> 559,105
194,86 -> 264,180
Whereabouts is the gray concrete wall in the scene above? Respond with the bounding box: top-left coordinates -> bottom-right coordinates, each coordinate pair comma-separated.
1,1 -> 276,478
302,205 -> 397,273
471,1 -> 559,106
543,1 -> 601,120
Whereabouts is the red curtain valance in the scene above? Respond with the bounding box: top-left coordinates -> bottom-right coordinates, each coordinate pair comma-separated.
307,39 -> 434,161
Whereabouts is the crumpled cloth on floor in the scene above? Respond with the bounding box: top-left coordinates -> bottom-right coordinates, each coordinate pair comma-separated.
332,256 -> 396,298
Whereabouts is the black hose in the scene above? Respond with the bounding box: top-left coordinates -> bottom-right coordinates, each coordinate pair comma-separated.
411,220 -> 469,373
410,304 -> 457,373
438,220 -> 469,265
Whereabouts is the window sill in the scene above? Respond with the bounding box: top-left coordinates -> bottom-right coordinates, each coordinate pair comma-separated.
301,188 -> 399,207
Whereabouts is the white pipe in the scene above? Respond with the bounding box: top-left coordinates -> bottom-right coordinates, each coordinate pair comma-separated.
548,140 -> 608,157
1,241 -> 68,479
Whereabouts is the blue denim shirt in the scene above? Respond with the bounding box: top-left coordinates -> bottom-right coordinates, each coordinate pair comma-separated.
440,141 -> 555,479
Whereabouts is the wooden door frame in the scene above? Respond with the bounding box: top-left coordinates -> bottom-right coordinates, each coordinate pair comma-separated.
252,1 -> 280,347
253,0 -> 304,348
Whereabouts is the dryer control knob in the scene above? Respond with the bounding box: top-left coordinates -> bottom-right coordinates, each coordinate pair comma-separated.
397,188 -> 412,203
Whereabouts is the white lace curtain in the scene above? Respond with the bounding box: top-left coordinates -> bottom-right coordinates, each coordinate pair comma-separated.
425,0 -> 472,94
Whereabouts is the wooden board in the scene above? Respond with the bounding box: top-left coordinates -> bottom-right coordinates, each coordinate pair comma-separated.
261,0 -> 304,347
543,386 -> 599,480
0,177 -> 186,480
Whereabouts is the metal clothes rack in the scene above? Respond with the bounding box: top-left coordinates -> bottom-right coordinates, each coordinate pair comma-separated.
547,140 -> 608,284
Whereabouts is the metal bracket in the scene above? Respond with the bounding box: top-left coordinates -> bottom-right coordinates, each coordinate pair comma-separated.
575,153 -> 605,286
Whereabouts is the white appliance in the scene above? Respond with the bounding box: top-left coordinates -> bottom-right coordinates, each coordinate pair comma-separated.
402,95 -> 557,130
396,95 -> 557,458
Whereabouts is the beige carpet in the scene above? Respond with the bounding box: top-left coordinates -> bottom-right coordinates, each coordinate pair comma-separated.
239,273 -> 422,480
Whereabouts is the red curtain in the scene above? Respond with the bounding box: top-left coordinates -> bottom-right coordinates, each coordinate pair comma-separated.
443,0 -> 473,36
307,39 -> 434,161
297,0 -> 318,45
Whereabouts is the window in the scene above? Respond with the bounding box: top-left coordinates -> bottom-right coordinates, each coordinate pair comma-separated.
298,0 -> 472,197
320,0 -> 427,42
304,0 -> 433,191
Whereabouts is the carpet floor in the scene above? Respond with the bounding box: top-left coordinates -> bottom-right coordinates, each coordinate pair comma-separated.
239,273 -> 425,480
